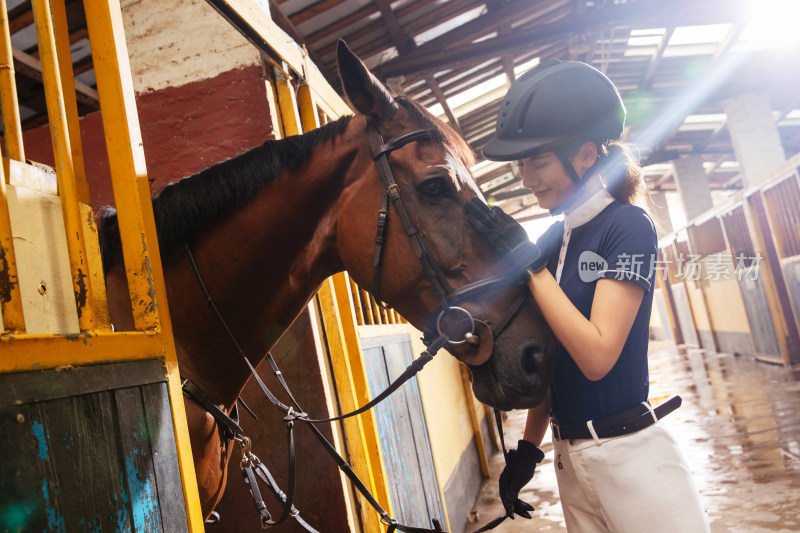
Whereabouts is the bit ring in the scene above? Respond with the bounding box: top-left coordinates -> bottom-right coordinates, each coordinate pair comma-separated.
436,306 -> 476,345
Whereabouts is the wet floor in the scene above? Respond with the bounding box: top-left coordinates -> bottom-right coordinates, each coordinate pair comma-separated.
468,341 -> 800,532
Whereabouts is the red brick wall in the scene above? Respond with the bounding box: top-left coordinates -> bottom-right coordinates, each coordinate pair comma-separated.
19,64 -> 275,211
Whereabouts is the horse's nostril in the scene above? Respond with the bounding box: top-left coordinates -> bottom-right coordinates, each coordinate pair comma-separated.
522,346 -> 543,374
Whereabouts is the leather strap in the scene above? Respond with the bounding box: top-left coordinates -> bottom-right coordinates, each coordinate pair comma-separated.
368,122 -> 453,309
184,244 -> 449,532
463,409 -> 526,532
182,379 -> 243,439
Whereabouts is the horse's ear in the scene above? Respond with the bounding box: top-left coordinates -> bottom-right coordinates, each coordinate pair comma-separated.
337,40 -> 399,120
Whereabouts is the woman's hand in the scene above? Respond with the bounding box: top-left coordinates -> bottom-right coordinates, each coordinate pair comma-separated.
528,271 -> 644,380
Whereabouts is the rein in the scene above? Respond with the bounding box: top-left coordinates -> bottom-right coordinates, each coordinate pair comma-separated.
181,121 -> 530,532
183,245 -> 449,532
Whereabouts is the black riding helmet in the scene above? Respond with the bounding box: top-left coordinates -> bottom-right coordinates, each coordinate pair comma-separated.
483,59 -> 626,186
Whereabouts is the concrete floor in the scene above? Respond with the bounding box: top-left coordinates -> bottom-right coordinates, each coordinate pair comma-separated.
468,341 -> 800,532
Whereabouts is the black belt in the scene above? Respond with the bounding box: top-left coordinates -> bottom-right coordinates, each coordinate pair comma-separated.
551,395 -> 682,441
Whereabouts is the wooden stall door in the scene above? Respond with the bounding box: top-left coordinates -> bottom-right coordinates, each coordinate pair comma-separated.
361,334 -> 446,529
737,268 -> 782,357
671,283 -> 700,347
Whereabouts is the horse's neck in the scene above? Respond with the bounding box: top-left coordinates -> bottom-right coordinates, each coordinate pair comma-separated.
166,131 -> 364,406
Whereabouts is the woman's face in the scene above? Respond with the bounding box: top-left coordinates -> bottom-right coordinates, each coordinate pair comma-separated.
518,143 -> 597,210
518,152 -> 578,210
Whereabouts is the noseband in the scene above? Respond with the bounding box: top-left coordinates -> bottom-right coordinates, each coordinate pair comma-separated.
367,120 -> 527,349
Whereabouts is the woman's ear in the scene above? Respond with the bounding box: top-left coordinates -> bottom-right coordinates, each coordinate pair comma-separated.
573,141 -> 598,178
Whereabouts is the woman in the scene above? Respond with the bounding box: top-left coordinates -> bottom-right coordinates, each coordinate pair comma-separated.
467,59 -> 709,532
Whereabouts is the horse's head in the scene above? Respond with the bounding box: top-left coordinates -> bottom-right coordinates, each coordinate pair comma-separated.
334,41 -> 558,410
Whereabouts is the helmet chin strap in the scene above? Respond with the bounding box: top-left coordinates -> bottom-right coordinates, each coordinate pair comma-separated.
549,148 -> 585,215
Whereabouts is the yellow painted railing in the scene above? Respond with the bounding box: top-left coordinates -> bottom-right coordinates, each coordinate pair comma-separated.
0,150 -> 24,332
0,0 -> 203,528
0,0 -> 23,162
32,0 -> 97,331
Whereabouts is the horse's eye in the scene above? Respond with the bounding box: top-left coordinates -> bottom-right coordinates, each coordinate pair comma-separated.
420,178 -> 447,197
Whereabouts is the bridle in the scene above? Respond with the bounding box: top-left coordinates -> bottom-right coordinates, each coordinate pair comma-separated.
181,119 -> 532,532
366,119 -> 528,351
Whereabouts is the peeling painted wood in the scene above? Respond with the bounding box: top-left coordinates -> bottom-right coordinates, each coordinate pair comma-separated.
0,362 -> 188,532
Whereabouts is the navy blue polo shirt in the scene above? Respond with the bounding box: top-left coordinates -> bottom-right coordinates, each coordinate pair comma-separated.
540,193 -> 658,426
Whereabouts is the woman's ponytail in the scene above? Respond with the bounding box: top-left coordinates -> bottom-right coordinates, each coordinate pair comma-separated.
598,141 -> 646,208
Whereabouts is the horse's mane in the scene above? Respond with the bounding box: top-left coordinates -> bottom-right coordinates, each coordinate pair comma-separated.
98,115 -> 352,270
98,98 -> 474,272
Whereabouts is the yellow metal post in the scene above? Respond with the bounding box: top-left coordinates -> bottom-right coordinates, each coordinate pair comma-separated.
83,0 -> 203,528
83,0 -> 156,331
348,276 -> 365,326
51,0 -> 91,203
275,71 -> 302,136
31,0 -> 97,331
297,82 -> 320,131
0,0 -> 24,162
0,157 -> 25,332
318,276 -> 392,533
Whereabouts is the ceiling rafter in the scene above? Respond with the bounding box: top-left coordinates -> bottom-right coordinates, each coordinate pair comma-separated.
12,47 -> 99,108
312,0 -> 421,58
640,26 -> 673,89
370,0 -> 462,133
376,0 -> 751,80
270,0 -> 798,208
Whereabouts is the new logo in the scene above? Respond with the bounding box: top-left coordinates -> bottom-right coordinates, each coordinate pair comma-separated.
578,251 -> 607,282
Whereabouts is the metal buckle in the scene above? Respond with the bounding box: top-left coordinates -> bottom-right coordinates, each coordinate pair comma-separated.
551,420 -> 561,441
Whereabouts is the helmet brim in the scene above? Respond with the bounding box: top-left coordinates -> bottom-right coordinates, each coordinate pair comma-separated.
482,136 -> 563,162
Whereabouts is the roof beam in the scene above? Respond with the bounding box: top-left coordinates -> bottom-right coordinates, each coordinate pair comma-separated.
406,0 -> 566,67
425,75 -> 462,133
373,0 -> 413,54
372,0 -> 462,133
641,26 -> 674,88
486,0 -> 518,86
483,175 -> 521,197
12,47 -> 99,108
288,0 -> 345,25
636,24 -> 747,164
311,0 -> 469,51
492,187 -> 533,201
375,0 -> 749,79
375,0 -> 571,79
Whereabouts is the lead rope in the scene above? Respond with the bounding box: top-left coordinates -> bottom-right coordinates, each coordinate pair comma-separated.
182,378 -> 311,530
465,409 -> 518,533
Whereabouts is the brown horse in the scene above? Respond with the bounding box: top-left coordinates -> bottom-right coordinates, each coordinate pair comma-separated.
99,42 -> 557,519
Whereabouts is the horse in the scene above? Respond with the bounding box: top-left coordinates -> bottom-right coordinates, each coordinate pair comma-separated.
98,41 -> 558,521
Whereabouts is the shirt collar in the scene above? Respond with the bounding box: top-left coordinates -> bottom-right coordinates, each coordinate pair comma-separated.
564,181 -> 614,228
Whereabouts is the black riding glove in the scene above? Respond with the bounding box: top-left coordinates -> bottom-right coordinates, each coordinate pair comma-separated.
466,198 -> 548,274
498,439 -> 545,518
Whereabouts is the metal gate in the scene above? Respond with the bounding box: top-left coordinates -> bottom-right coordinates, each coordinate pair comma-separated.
0,0 -> 202,530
